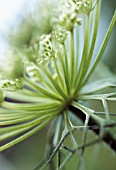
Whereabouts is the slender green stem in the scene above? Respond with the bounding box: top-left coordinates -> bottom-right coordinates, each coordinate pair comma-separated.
0,117 -> 52,151
0,114 -> 40,125
102,99 -> 110,121
0,115 -> 52,140
36,68 -> 58,94
69,30 -> 75,95
71,101 -> 105,125
1,101 -> 62,114
74,26 -> 79,74
53,56 -> 66,92
74,14 -> 90,96
43,66 -> 68,101
63,42 -> 70,95
83,10 -> 116,86
40,131 -> 69,170
57,139 -> 101,170
79,0 -> 101,89
57,49 -> 68,95
24,76 -> 63,101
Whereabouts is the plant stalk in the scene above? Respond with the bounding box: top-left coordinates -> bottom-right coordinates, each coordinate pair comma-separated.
69,105 -> 116,152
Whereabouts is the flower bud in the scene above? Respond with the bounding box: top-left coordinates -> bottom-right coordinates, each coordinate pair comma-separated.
0,78 -> 24,90
53,26 -> 67,44
57,0 -> 83,31
38,34 -> 55,64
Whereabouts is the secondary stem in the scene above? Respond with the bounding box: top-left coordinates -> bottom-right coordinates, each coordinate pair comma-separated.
69,105 -> 116,151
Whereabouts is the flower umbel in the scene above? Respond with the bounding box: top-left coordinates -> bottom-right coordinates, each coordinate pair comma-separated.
0,49 -> 24,90
0,0 -> 116,169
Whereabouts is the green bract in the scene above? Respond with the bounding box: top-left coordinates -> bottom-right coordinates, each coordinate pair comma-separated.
0,1 -> 116,165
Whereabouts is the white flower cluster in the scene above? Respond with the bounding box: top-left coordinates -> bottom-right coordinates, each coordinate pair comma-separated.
38,34 -> 55,64
53,26 -> 67,44
57,0 -> 84,31
52,0 -> 91,44
73,0 -> 90,11
0,78 -> 23,90
35,0 -> 93,63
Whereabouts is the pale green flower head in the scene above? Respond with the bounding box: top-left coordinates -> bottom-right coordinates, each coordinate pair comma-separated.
0,48 -> 24,90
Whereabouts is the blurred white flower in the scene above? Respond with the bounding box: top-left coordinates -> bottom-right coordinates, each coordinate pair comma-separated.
0,48 -> 24,90
0,48 -> 24,80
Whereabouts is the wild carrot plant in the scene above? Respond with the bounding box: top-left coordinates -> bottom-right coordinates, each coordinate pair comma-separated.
0,0 -> 116,169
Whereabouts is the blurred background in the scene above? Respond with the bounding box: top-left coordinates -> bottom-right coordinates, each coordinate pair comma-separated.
0,0 -> 116,170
